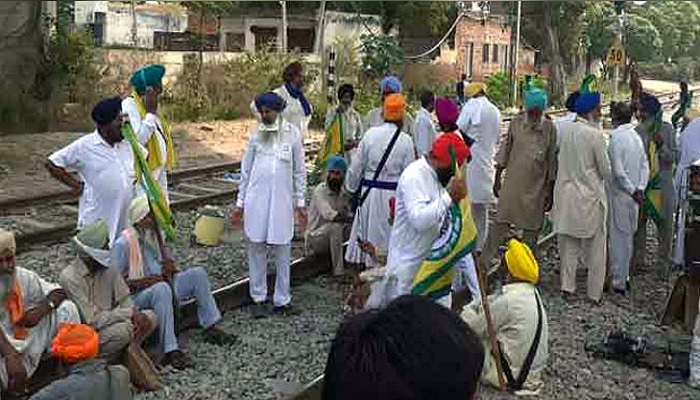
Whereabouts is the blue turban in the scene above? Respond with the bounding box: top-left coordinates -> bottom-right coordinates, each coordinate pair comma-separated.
130,64 -> 166,94
576,92 -> 601,115
639,92 -> 661,115
565,91 -> 580,113
255,92 -> 286,113
380,76 -> 402,94
524,89 -> 548,111
91,97 -> 122,126
326,155 -> 348,174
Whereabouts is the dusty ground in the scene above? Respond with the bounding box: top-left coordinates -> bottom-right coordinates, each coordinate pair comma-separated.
0,119 -> 323,201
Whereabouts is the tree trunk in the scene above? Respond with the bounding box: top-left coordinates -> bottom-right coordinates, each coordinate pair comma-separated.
544,7 -> 566,106
585,51 -> 592,76
198,5 -> 204,90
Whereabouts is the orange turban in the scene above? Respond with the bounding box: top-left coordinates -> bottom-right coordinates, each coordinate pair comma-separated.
382,93 -> 406,122
51,324 -> 100,364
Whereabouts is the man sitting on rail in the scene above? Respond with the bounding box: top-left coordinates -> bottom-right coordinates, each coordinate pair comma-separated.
0,230 -> 81,396
323,295 -> 484,400
30,324 -> 131,400
232,92 -> 308,318
59,220 -> 153,361
47,97 -> 135,246
112,196 -> 236,369
461,239 -> 549,395
305,156 -> 352,277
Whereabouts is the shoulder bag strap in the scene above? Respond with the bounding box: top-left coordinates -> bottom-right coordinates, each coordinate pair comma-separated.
512,288 -> 545,391
356,125 -> 403,209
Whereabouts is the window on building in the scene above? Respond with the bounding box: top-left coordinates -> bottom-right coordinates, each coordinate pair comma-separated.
251,26 -> 277,51
225,32 -> 245,52
482,44 -> 490,63
288,28 -> 315,53
465,42 -> 474,79
492,44 -> 499,64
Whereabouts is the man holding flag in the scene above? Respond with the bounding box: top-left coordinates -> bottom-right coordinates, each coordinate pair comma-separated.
123,64 -> 177,202
324,84 -> 364,164
633,93 -> 677,270
381,130 -> 472,308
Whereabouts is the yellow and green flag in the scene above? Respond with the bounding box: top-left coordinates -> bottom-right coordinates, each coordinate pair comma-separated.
312,112 -> 344,180
412,147 -> 478,300
122,123 -> 176,241
644,140 -> 663,223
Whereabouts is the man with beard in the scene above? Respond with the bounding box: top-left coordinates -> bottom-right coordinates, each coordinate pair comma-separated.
47,97 -> 135,246
305,156 -> 352,276
233,92 -> 307,318
325,84 -> 364,164
0,230 -> 81,396
552,89 -> 611,303
381,133 -> 470,303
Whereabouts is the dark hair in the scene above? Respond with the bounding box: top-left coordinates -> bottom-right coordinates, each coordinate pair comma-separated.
338,84 -> 355,101
681,81 -> 689,92
461,73 -> 467,80
322,295 -> 484,400
420,91 -> 435,109
283,62 -> 303,84
611,101 -> 633,125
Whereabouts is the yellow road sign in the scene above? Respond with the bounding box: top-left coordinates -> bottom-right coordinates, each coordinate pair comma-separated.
607,39 -> 626,66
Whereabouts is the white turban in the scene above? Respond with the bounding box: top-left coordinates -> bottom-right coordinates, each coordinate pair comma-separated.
0,230 -> 16,258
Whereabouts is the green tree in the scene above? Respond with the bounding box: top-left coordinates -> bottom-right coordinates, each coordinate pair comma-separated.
360,34 -> 405,78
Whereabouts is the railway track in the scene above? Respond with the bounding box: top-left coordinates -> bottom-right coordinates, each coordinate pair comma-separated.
1,140 -> 322,252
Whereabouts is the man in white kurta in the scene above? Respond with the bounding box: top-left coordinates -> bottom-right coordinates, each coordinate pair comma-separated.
382,133 -> 469,305
413,91 -> 437,157
234,93 -> 307,315
250,62 -> 313,138
325,84 -> 364,164
552,92 -> 611,302
457,84 -> 501,251
345,94 -> 415,268
608,102 -> 649,294
0,230 -> 81,395
673,110 -> 700,264
123,64 -> 174,200
47,97 -> 134,246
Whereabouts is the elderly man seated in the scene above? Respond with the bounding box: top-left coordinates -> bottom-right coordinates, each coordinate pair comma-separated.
0,230 -> 81,396
59,220 -> 153,361
461,239 -> 549,395
305,156 -> 352,276
111,196 -> 236,370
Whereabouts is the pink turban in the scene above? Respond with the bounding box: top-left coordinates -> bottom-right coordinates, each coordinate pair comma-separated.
435,97 -> 460,130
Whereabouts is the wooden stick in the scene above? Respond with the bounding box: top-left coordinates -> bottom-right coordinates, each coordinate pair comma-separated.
474,253 -> 507,391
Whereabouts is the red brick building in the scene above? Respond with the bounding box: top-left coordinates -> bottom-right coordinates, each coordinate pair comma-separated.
455,13 -> 540,82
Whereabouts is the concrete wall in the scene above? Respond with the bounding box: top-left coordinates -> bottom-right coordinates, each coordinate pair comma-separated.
0,2 -> 44,87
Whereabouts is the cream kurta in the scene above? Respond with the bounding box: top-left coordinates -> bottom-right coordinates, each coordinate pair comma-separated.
496,114 -> 558,230
457,96 -> 502,204
236,121 -> 307,245
345,123 -> 415,267
0,268 -> 80,390
552,119 -> 611,238
461,283 -> 549,390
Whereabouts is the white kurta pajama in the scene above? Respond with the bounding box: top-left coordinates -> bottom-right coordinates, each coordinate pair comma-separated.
552,119 -> 612,302
457,96 -> 501,251
608,123 -> 649,291
49,132 -> 135,246
122,97 -> 170,201
344,123 -> 415,267
382,157 -> 453,304
236,121 -> 306,307
673,119 -> 700,264
0,268 -> 80,392
413,108 -> 438,157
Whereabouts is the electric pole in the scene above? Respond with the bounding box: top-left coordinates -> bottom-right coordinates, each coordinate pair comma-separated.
281,1 -> 288,53
512,1 -> 522,107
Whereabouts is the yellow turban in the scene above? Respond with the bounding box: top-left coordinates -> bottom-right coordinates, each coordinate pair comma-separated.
465,82 -> 486,98
0,229 -> 16,258
129,195 -> 151,226
687,108 -> 700,122
383,93 -> 406,122
505,239 -> 539,284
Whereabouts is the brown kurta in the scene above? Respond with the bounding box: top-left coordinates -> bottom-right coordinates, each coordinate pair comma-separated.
496,113 -> 558,230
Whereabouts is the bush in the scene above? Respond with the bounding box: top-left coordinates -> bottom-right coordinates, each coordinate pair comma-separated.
49,29 -> 101,106
360,34 -> 405,79
485,72 -> 511,109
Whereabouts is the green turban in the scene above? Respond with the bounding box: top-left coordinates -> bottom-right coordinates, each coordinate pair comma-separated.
130,64 -> 166,94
